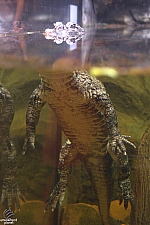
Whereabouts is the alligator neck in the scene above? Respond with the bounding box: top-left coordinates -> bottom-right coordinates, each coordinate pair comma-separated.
39,69 -> 75,90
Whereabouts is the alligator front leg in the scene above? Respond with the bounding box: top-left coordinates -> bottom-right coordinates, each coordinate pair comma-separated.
1,139 -> 25,209
0,83 -> 24,209
108,149 -> 134,209
45,140 -> 78,212
23,84 -> 46,153
101,94 -> 135,208
96,92 -> 136,154
99,95 -> 135,209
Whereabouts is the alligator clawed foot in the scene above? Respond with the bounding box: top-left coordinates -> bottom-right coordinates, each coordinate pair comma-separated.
110,133 -> 136,154
118,178 -> 134,210
1,177 -> 25,209
122,135 -> 136,149
22,135 -> 35,155
45,167 -> 71,212
45,181 -> 66,212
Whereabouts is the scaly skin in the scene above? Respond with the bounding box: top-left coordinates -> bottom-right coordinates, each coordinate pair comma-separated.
23,70 -> 135,225
0,83 -> 24,209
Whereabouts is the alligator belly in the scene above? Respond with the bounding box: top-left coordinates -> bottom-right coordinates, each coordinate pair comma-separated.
44,85 -> 108,155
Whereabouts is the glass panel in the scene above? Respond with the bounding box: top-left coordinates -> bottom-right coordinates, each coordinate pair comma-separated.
0,1 -> 149,225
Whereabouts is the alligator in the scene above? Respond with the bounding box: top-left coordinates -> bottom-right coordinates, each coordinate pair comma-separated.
0,83 -> 24,209
23,70 -> 135,225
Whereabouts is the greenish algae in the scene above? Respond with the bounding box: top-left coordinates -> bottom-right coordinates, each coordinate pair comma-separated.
61,203 -> 123,225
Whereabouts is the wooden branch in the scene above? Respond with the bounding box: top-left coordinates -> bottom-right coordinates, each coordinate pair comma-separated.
130,123 -> 150,224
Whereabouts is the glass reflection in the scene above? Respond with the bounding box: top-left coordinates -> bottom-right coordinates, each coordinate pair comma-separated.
0,1 -> 150,225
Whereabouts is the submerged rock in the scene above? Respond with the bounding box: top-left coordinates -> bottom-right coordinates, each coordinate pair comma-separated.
15,200 -> 56,225
61,202 -> 126,225
61,203 -> 102,225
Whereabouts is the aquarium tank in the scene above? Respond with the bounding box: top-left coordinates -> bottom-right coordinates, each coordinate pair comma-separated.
0,0 -> 150,225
